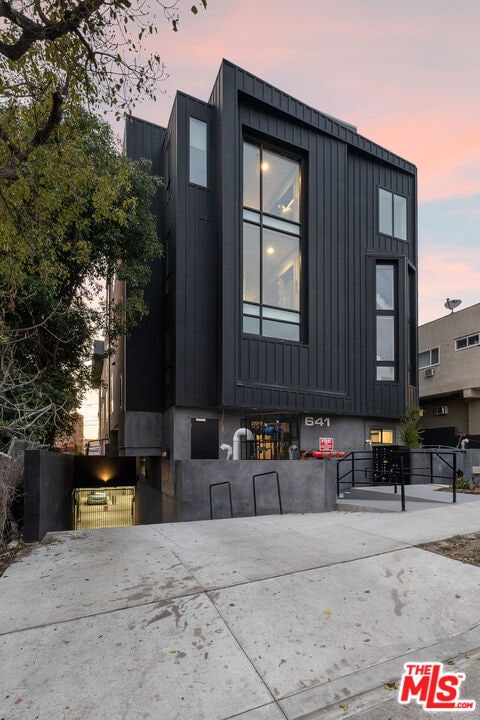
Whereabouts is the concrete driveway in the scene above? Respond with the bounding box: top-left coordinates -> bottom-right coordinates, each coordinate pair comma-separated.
2,490 -> 480,719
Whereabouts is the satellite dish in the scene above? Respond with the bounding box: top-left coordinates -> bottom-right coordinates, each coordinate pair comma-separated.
445,298 -> 462,312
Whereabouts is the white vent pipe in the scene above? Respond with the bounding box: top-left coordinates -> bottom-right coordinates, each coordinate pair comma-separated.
232,428 -> 254,460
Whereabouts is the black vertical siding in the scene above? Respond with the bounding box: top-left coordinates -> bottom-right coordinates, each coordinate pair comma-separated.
214,61 -> 417,417
124,119 -> 165,412
128,60 -> 417,420
171,95 -> 219,408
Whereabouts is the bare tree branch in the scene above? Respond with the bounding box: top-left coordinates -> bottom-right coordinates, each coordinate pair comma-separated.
0,0 -> 105,61
24,88 -> 64,154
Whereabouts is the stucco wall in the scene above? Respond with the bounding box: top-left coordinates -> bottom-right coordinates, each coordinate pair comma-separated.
24,450 -> 75,542
135,481 -> 163,525
165,406 -> 403,462
161,459 -> 335,523
419,304 -> 480,399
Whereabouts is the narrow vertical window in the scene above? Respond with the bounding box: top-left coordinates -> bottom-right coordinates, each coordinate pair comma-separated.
393,194 -> 407,241
378,188 -> 407,241
407,266 -> 417,385
189,117 -> 207,186
379,188 -> 393,236
376,263 -> 396,381
242,141 -> 301,341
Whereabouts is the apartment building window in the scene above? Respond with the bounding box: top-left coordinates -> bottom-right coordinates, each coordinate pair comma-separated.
189,117 -> 207,186
455,333 -> 480,350
418,347 -> 439,369
242,141 -> 301,341
376,262 -> 397,381
379,188 -> 407,241
370,428 -> 394,444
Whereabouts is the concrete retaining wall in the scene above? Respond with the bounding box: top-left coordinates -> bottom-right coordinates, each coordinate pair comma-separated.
409,449 -> 480,484
135,481 -> 163,525
161,459 -> 335,523
24,451 -> 75,542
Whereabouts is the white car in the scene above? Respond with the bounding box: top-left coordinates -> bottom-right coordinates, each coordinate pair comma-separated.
86,490 -> 108,505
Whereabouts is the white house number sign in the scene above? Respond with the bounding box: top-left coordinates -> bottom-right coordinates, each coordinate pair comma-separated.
304,416 -> 331,427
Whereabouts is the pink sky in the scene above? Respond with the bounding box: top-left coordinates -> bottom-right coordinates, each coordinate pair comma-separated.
131,0 -> 480,325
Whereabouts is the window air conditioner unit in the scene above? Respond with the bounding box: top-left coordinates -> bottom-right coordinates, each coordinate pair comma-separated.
424,367 -> 435,378
433,406 -> 448,416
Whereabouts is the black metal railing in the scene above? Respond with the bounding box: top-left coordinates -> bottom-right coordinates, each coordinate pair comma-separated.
336,449 -> 462,511
252,471 -> 283,516
209,481 -> 233,520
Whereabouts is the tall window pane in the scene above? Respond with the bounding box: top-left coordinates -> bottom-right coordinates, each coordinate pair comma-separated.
377,316 -> 395,361
393,194 -> 407,240
375,261 -> 396,382
262,150 -> 300,222
262,228 -> 299,310
376,265 -> 394,310
379,188 -> 392,235
243,143 -> 260,210
379,187 -> 408,241
189,117 -> 207,186
242,141 -> 301,340
243,223 -> 260,304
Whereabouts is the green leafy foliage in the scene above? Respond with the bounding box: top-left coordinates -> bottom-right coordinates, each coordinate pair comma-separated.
400,406 -> 423,449
0,108 -> 162,446
0,0 -> 207,178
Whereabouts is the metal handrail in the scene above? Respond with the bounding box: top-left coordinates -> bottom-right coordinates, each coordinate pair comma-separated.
336,449 -> 459,510
209,481 -> 233,519
252,471 -> 283,515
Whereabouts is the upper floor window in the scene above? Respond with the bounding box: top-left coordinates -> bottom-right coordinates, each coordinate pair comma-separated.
455,333 -> 480,351
419,347 -> 439,369
376,262 -> 396,381
189,117 -> 207,186
242,141 -> 301,341
379,188 -> 407,241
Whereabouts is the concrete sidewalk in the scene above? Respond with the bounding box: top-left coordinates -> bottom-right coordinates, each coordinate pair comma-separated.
2,488 -> 480,719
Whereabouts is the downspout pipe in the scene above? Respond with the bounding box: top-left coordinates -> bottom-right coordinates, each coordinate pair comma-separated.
232,428 -> 254,460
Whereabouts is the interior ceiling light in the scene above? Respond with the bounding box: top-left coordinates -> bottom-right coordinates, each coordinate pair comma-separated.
266,246 -> 275,255
260,161 -> 270,172
281,198 -> 294,214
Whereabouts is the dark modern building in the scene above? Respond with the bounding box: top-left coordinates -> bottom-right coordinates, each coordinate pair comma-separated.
100,59 -> 418,467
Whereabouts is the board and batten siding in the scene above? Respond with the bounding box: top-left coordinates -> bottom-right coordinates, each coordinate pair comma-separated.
124,118 -> 165,412
214,61 -> 417,417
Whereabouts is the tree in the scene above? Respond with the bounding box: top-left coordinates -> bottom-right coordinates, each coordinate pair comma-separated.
400,406 -> 423,449
0,108 -> 162,447
0,0 -> 207,180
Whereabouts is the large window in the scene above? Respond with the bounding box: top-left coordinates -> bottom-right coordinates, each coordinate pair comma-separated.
379,188 -> 407,241
242,141 -> 301,341
189,117 -> 207,186
419,347 -> 439,369
376,262 -> 396,381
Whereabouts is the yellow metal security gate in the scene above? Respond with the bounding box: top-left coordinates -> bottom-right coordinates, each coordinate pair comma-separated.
73,487 -> 135,530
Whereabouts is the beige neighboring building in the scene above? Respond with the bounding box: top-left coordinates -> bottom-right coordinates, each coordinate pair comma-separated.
419,302 -> 480,446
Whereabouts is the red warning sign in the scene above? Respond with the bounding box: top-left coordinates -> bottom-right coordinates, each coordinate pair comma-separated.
319,437 -> 334,451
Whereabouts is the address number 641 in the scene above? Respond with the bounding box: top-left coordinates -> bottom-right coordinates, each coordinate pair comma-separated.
304,416 -> 330,427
